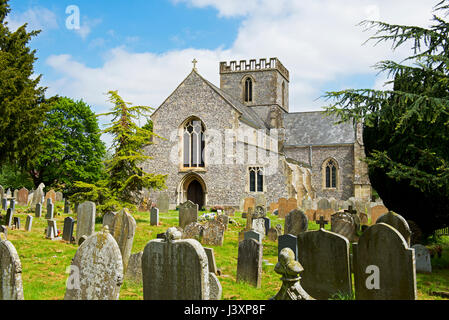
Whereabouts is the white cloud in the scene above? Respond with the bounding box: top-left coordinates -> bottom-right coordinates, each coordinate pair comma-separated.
45,0 -> 438,115
75,17 -> 102,40
6,7 -> 58,32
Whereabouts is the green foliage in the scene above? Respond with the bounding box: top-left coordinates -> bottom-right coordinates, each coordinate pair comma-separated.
0,0 -> 48,169
0,163 -> 34,190
29,97 -> 106,193
324,0 -> 449,235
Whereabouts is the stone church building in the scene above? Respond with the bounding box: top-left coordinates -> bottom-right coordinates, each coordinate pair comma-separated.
143,58 -> 371,210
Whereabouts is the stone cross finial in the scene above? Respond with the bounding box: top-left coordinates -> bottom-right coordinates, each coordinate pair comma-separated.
317,216 -> 328,229
192,58 -> 198,70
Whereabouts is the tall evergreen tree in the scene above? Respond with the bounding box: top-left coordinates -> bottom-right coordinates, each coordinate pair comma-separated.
0,0 -> 48,169
324,0 -> 449,236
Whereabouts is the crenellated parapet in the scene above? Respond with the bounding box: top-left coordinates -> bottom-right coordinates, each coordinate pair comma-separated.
220,57 -> 289,81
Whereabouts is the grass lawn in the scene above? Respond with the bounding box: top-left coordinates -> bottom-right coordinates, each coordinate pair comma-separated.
4,203 -> 449,300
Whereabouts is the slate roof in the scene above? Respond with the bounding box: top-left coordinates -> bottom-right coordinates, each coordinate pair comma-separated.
283,111 -> 356,146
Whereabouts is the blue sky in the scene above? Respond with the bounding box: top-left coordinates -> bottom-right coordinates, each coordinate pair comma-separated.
5,0 -> 438,143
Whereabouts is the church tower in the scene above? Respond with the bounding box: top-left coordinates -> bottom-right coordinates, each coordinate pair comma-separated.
219,58 -> 289,128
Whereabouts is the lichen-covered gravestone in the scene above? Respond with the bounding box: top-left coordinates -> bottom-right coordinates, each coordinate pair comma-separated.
251,218 -> 266,238
284,209 -> 308,236
278,234 -> 298,260
76,201 -> 96,245
17,188 -> 29,206
297,229 -> 352,300
125,251 -> 143,283
330,211 -> 358,242
102,211 -> 116,231
64,227 -> 123,300
236,238 -> 263,288
31,183 -> 44,207
0,240 -> 24,300
353,223 -> 417,300
376,211 -> 411,247
202,220 -> 226,246
182,222 -> 204,241
156,192 -> 169,214
111,208 -> 136,273
179,200 -> 198,229
142,228 -> 211,300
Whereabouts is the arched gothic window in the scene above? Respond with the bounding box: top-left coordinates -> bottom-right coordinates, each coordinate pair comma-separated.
244,77 -> 253,103
183,119 -> 205,168
324,159 -> 338,189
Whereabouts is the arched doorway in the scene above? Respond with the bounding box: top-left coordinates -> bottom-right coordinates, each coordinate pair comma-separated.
187,180 -> 204,209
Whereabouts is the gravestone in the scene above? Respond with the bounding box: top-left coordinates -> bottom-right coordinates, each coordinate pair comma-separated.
216,214 -> 229,230
204,247 -> 218,275
142,228 -> 210,300
243,197 -> 255,213
17,188 -> 29,206
64,199 -> 71,214
125,251 -> 143,284
62,217 -> 75,243
76,201 -> 96,245
412,244 -> 432,274
263,217 -> 271,235
46,199 -> 54,220
376,211 -> 411,247
251,218 -> 266,238
55,191 -> 63,202
209,272 -> 222,300
237,238 -> 263,288
284,209 -> 308,236
44,189 -> 56,206
255,193 -> 267,209
64,227 -> 123,300
370,205 -> 389,224
156,192 -> 169,214
0,240 -> 24,300
111,208 -> 136,273
331,211 -> 357,242
1,198 -> 6,211
9,199 -> 15,213
150,207 -> 159,226
269,202 -> 279,213
297,229 -> 352,300
13,190 -> 18,200
278,234 -> 298,260
25,215 -> 33,232
35,203 -> 42,218
13,217 -> 20,230
46,220 -> 58,239
277,198 -> 288,218
244,230 -> 263,244
353,223 -> 417,300
316,198 -> 333,221
267,227 -> 280,242
4,208 -> 13,228
31,183 -> 45,207
102,211 -> 116,231
182,222 -> 204,241
224,206 -> 235,216
179,200 -> 198,229
253,205 -> 266,219
202,220 -> 225,246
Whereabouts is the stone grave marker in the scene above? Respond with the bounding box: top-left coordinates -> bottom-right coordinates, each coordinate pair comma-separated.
237,238 -> 263,288
31,183 -> 44,207
412,244 -> 432,274
142,227 -> 210,300
4,208 -> 13,228
255,193 -> 267,209
62,217 -> 75,243
253,205 -> 266,218
202,220 -> 226,246
224,206 -> 235,216
46,199 -> 54,220
1,198 -> 7,211
25,215 -> 33,232
9,199 -> 15,213
209,272 -> 222,300
179,200 -> 198,229
316,198 -> 333,222
64,199 -> 71,214
111,208 -> 136,273
269,202 -> 279,213
284,209 -> 308,236
277,198 -> 288,218
150,207 -> 159,226
297,229 -> 352,300
243,197 -> 255,213
278,234 -> 298,260
76,201 -> 96,245
17,188 -> 29,206
353,223 -> 417,300
370,205 -> 389,224
376,211 -> 411,247
46,219 -> 59,239
216,214 -> 229,230
156,192 -> 169,214
35,203 -> 42,218
331,211 -> 358,242
44,189 -> 56,206
263,217 -> 271,235
182,222 -> 204,241
64,226 -> 123,300
251,218 -> 266,238
13,217 -> 20,230
244,230 -> 263,243
0,240 -> 24,300
267,227 -> 280,242
102,211 -> 116,231
125,251 -> 143,284
55,191 -> 63,202
204,247 -> 218,275
13,190 -> 18,200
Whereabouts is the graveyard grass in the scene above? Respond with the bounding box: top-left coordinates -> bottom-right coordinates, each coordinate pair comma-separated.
6,203 -> 449,300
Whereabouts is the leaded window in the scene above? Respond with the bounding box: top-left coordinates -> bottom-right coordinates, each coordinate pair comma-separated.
249,167 -> 263,192
183,119 -> 205,168
325,160 -> 337,188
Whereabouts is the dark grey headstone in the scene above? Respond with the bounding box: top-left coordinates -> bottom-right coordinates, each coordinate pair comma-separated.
13,217 -> 20,230
284,209 -> 308,236
278,234 -> 298,260
236,239 -> 263,288
4,208 -> 13,228
46,202 -> 54,220
1,198 -> 7,211
263,217 -> 271,236
63,217 -> 75,243
35,203 -> 42,218
25,215 -> 33,232
244,230 -> 263,243
9,199 -> 15,213
150,207 -> 159,226
64,199 -> 71,214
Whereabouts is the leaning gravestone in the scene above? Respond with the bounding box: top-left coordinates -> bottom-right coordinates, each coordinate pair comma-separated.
278,234 -> 298,260
0,240 -> 24,300
297,229 -> 352,300
376,211 -> 411,247
202,220 -> 226,246
353,223 -> 417,300
111,208 -> 136,274
331,211 -> 357,242
179,200 -> 198,229
156,192 -> 169,214
150,207 -> 159,226
65,226 -> 123,300
46,220 -> 58,239
237,238 -> 263,288
102,211 -> 116,231
17,188 -> 29,206
62,217 -> 75,243
412,244 -> 432,274
76,201 -> 96,245
284,209 -> 308,236
204,247 -> 218,275
142,227 -> 210,300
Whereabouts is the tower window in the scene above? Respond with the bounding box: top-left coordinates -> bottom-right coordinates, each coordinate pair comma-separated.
244,77 -> 253,103
249,167 -> 263,192
183,119 -> 205,168
282,82 -> 285,108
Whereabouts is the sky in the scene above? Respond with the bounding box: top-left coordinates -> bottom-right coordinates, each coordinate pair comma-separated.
5,0 -> 439,144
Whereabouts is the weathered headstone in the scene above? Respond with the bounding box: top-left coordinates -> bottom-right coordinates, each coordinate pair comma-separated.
142,227 -> 210,300
46,219 -> 58,239
223,206 -> 235,216
9,199 -> 15,213
179,200 -> 198,229
353,223 -> 417,300
46,199 -> 54,220
55,191 -> 63,202
370,205 -> 389,224
202,220 -> 225,246
277,198 -> 288,218
251,218 -> 266,238
125,251 -> 143,283
156,192 -> 169,214
64,227 -> 123,300
216,214 -> 229,230
267,227 -> 280,242
25,215 -> 33,232
35,203 -> 42,218
0,240 -> 24,300
244,230 -> 263,243
209,272 -> 222,300
4,208 -> 13,228
269,202 -> 279,213
111,208 -> 136,273
13,217 -> 20,230
44,189 -> 56,206
237,238 -> 263,288
412,244 -> 432,274
297,229 -> 352,300
76,201 -> 96,245
1,198 -> 7,211
376,211 -> 411,247
278,234 -> 298,260
62,217 -> 75,243
331,211 -> 358,242
263,217 -> 271,235
17,188 -> 29,206
64,199 -> 71,214
31,183 -> 45,207
284,209 -> 308,236
204,247 -> 218,275
102,211 -> 116,231
243,197 -> 255,213
182,222 -> 204,241
150,207 -> 159,226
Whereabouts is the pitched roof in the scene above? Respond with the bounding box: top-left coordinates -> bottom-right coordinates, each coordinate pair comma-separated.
283,111 -> 356,146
